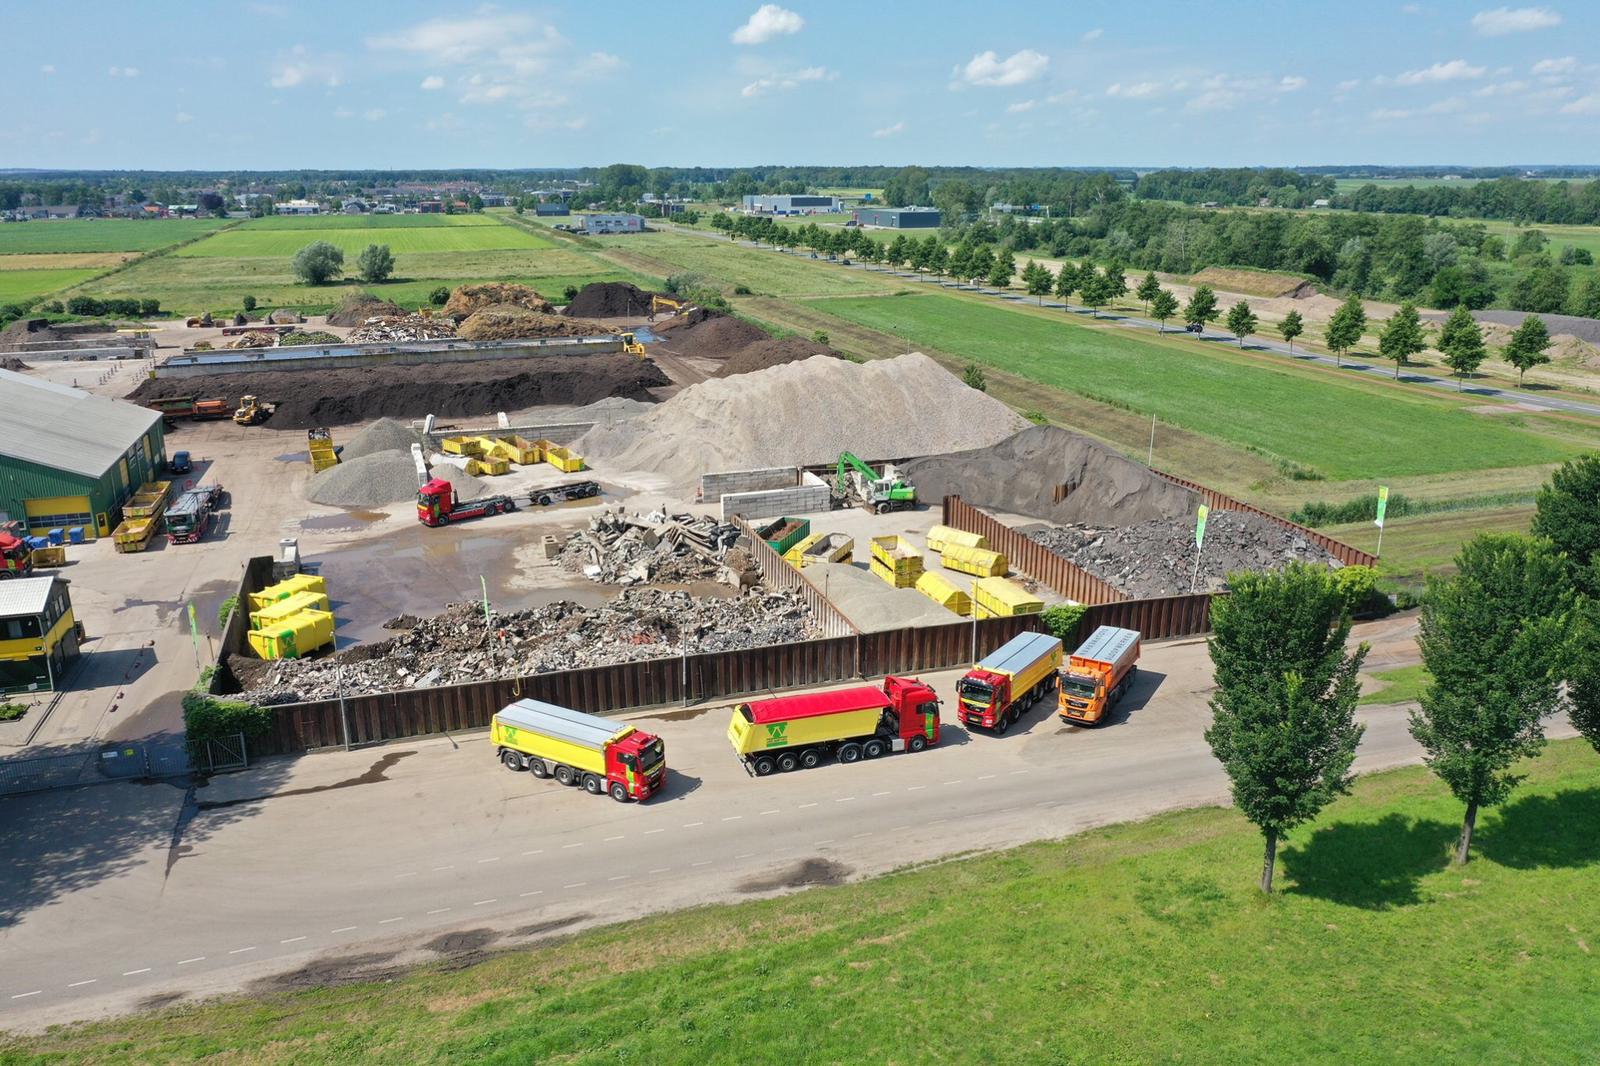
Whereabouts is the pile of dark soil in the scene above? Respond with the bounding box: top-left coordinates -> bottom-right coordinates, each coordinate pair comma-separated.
715,336 -> 838,378
658,310 -> 769,358
442,283 -> 553,320
457,306 -> 613,341
563,282 -> 655,318
1,356 -> 28,372
128,353 -> 668,429
326,292 -> 404,327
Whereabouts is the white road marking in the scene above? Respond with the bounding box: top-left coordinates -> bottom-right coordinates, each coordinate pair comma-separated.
228,946 -> 258,954
872,791 -> 892,797
853,832 -> 873,838
280,936 -> 307,944
604,835 -> 626,841
121,969 -> 151,976
759,809 -> 781,816
177,957 -> 205,966
561,843 -> 584,850
835,797 -> 855,803
977,774 -> 996,781
1010,769 -> 1030,776
378,917 -> 403,925
477,857 -> 501,864
518,891 -> 543,898
67,980 -> 96,988
522,849 -> 544,856
683,821 -> 705,828
395,871 -> 418,878
648,867 -> 671,874
906,785 -> 927,791
427,908 -> 452,915
432,865 -> 455,872
798,802 -> 818,809
11,991 -> 40,999
644,828 -> 666,835
943,780 -> 964,786
721,815 -> 743,821
607,875 -> 629,882
815,839 -> 835,846
735,853 -> 755,860
563,882 -> 588,889
331,926 -> 357,933
691,860 -> 712,867
473,899 -> 498,906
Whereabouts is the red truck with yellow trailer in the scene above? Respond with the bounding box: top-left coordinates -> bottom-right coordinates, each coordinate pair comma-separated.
491,698 -> 666,802
727,676 -> 941,776
1058,626 -> 1141,726
956,631 -> 1063,734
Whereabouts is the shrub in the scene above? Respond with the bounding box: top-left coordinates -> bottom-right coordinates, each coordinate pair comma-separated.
563,285 -> 579,302
1330,565 -> 1391,615
242,295 -> 257,311
962,362 -> 988,392
138,298 -> 161,317
734,284 -> 753,295
216,595 -> 238,629
1292,492 -> 1413,527
1041,604 -> 1088,640
292,241 -> 344,285
429,286 -> 450,305
66,295 -> 103,316
812,330 -> 829,345
42,300 -> 63,314
356,243 -> 395,284
0,702 -> 27,722
1023,410 -> 1050,425
182,690 -> 273,744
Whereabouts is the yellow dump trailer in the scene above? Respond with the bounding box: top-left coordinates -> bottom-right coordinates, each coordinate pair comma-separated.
925,524 -> 987,554
941,543 -> 1008,578
545,444 -> 586,473
494,435 -> 542,464
466,455 -> 511,476
246,608 -> 335,660
248,573 -> 327,611
123,481 -> 172,519
787,531 -> 853,568
249,589 -> 333,630
972,576 -> 1044,619
307,429 -> 340,473
440,436 -> 483,456
111,516 -> 160,553
490,698 -> 666,801
728,703 -> 882,756
870,535 -> 924,588
916,571 -> 972,616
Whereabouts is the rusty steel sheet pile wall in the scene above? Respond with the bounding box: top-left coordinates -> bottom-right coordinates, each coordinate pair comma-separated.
734,516 -> 858,638
1151,470 -> 1377,568
210,555 -> 276,695
941,496 -> 1124,605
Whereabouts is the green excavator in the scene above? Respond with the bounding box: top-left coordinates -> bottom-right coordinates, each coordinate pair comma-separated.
835,451 -> 917,514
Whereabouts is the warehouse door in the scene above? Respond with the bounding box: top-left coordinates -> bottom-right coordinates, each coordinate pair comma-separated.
24,496 -> 93,537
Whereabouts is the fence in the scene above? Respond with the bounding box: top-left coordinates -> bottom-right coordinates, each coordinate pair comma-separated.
940,496 -> 1124,604
209,555 -> 277,695
735,517 -> 858,637
1150,470 -> 1377,568
0,741 -> 154,798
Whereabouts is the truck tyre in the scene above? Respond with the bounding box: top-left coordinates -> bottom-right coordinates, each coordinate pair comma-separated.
610,782 -> 630,802
436,512 -> 450,526
529,759 -> 550,779
863,739 -> 886,759
908,735 -> 927,753
777,751 -> 799,773
536,494 -> 552,506
838,743 -> 862,764
583,774 -> 603,794
996,712 -> 1010,735
500,750 -> 525,771
874,502 -> 889,515
799,748 -> 822,769
753,756 -> 776,776
503,500 -> 516,512
554,765 -> 576,786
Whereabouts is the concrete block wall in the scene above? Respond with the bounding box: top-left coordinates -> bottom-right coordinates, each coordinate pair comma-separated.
700,466 -> 799,500
720,472 -> 831,521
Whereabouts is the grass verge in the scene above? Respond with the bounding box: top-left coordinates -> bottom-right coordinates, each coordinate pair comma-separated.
4,742 -> 1597,1064
1359,664 -> 1432,705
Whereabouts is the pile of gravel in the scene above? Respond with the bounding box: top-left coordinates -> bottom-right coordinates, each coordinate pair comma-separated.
305,451 -> 420,508
575,352 -> 1028,489
342,418 -> 423,461
431,463 -> 488,499
808,562 -> 960,632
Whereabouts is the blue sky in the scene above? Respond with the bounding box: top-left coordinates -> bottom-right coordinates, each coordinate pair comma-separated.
7,1 -> 1599,169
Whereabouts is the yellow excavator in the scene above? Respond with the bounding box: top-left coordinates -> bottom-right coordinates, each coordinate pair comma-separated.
648,294 -> 684,320
233,394 -> 274,425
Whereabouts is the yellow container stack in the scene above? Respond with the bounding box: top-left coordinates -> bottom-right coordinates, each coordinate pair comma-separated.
494,435 -> 542,464
544,444 -> 586,473
466,455 -> 511,476
925,524 -> 987,554
870,535 -> 924,588
249,590 -> 333,630
124,481 -> 172,519
940,543 -> 1008,578
440,436 -> 483,456
246,608 -> 335,660
972,576 -> 1045,619
916,571 -> 972,616
307,429 -> 340,473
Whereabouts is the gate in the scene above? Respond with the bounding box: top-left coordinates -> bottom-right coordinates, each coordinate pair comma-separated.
0,741 -> 152,798
186,732 -> 249,775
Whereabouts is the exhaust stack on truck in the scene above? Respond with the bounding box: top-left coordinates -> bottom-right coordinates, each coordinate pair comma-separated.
956,631 -> 1063,734
1059,626 -> 1141,725
492,699 -> 666,802
727,676 -> 941,777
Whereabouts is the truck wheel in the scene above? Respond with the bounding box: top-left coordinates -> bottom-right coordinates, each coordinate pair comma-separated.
863,739 -> 886,759
582,774 -> 603,795
996,712 -> 1010,735
536,494 -> 552,506
436,512 -> 450,526
777,752 -> 799,773
838,743 -> 862,764
610,782 -> 630,802
753,756 -> 776,776
908,735 -> 927,753
799,748 -> 822,769
529,759 -> 550,779
554,765 -> 575,786
500,750 -> 525,771
503,500 -> 516,512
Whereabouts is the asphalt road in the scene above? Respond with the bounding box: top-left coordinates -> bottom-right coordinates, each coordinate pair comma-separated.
5,618 -> 1567,1030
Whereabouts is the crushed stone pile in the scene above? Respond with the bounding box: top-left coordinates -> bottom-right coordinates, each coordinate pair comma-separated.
224,332 -> 274,349
807,562 -> 961,632
231,589 -> 819,703
558,507 -> 744,585
348,314 -> 457,343
901,425 -> 1199,525
305,450 -> 420,507
563,282 -> 656,318
341,417 -> 423,461
575,352 -> 1029,489
430,462 -> 488,499
457,305 -> 612,341
716,336 -> 839,378
326,292 -> 405,327
128,353 -> 670,428
1026,511 -> 1338,597
443,283 -> 553,320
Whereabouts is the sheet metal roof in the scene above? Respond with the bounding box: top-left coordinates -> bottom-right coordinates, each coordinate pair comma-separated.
739,686 -> 890,724
0,369 -> 162,479
975,631 -> 1062,676
0,576 -> 56,618
495,698 -> 627,751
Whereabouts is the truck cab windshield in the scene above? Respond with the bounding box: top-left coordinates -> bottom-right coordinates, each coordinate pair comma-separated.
638,740 -> 664,771
956,679 -> 993,705
1062,675 -> 1098,698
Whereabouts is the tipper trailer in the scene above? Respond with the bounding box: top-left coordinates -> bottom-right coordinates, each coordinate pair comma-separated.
1059,626 -> 1141,725
727,676 -> 941,776
416,478 -> 518,526
956,631 -> 1063,734
491,699 -> 666,802
163,483 -> 226,544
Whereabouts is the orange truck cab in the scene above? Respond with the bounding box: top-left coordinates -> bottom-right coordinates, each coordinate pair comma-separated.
1059,626 -> 1141,725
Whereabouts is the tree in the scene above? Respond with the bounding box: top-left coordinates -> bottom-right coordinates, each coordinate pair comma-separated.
885,235 -> 909,270
1501,313 -> 1551,386
1568,599 -> 1600,756
1437,304 -> 1486,389
356,243 -> 395,284
1573,276 -> 1600,319
1279,309 -> 1304,352
1410,534 -> 1573,864
1377,301 -> 1425,379
241,295 -> 257,312
968,246 -> 995,285
1136,271 -> 1161,315
947,242 -> 974,283
1079,271 -> 1111,317
1022,260 -> 1053,304
429,286 -> 450,305
291,241 -> 344,285
1204,564 -> 1368,893
1224,300 -> 1258,348
1150,288 -> 1179,332
1101,261 -> 1128,306
1324,294 -> 1366,366
1531,454 -> 1600,596
1053,261 -> 1078,306
1182,284 -> 1218,329
988,249 -> 1016,290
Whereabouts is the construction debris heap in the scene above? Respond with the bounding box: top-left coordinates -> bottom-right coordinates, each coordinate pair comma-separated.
559,508 -> 747,585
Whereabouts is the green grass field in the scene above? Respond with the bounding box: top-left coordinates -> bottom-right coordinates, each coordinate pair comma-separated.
5,741 -> 1595,1064
0,219 -> 227,254
0,268 -> 101,303
589,231 -> 898,298
238,214 -> 501,230
1359,664 -> 1432,705
178,224 -> 551,258
809,292 -> 1589,480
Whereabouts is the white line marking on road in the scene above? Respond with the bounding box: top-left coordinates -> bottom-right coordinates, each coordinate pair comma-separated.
121,969 -> 151,976
889,825 -> 910,833
473,899 -> 498,906
942,780 -> 963,786
477,857 -> 501,864
648,867 -> 671,874
906,785 -> 926,791
280,936 -> 307,944
928,818 -> 949,826
522,849 -> 544,856
427,908 -> 452,915
1037,800 -> 1054,807
331,926 -> 357,933
519,890 -> 543,898
835,797 -> 855,803
604,835 -> 626,841
977,774 -> 996,780
644,828 -> 666,835
760,809 -> 781,816
67,980 -> 96,988
735,853 -> 755,860
177,957 -> 205,966
432,865 -> 455,871
378,917 -> 403,925
691,860 -> 712,867
872,791 -> 892,797
607,875 -> 629,882
798,802 -> 818,809
1010,769 -> 1030,776
853,832 -> 873,838
722,815 -> 743,821
561,843 -> 584,849
228,946 -> 258,954
11,991 -> 40,999
683,821 -> 705,828
563,882 -> 588,889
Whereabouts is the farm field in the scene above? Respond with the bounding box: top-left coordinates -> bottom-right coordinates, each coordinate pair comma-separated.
238,213 -> 502,229
588,230 -> 899,298
0,268 -> 102,303
807,291 -> 1594,480
0,218 -> 227,253
1330,176 -> 1584,192
177,222 -> 551,257
5,742 -> 1596,1064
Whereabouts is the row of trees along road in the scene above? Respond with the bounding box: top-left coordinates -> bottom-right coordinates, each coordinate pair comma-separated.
1207,454 -> 1600,891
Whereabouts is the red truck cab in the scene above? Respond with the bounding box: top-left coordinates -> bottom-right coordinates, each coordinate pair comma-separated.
416,478 -> 515,527
957,667 -> 1013,730
610,730 -> 667,799
883,674 -> 942,749
0,533 -> 33,579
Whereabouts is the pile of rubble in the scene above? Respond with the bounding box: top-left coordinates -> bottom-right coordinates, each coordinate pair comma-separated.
223,332 -> 275,349
232,588 -> 817,703
1026,511 -> 1338,597
347,314 -> 458,343
443,282 -> 554,320
558,508 -> 747,585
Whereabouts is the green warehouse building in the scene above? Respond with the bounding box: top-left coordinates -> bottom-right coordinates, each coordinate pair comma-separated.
0,369 -> 167,540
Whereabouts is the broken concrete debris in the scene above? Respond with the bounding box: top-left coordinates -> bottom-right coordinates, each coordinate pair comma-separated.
557,507 -> 747,586
346,314 -> 458,343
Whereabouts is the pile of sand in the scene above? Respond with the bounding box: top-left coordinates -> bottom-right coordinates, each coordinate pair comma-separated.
443,283 -> 553,320
326,292 -> 404,327
575,352 -> 1029,488
457,306 -> 614,341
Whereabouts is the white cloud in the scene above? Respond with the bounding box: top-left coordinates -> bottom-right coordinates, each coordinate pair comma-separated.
1106,80 -> 1164,98
1401,2 -> 1422,12
580,52 -> 623,75
741,65 -> 835,97
1473,79 -> 1529,95
1560,93 -> 1600,114
1395,58 -> 1486,84
1531,55 -> 1576,76
107,65 -> 140,77
40,64 -> 54,74
872,120 -> 905,137
955,49 -> 1048,87
730,4 -> 804,45
1471,6 -> 1562,35
1278,75 -> 1308,92
371,13 -> 612,110
1425,95 -> 1467,113
1080,28 -> 1103,42
1336,78 -> 1361,92
269,45 -> 341,89
1528,84 -> 1575,99
420,74 -> 445,90
1185,89 -> 1240,112
174,111 -> 194,124
1007,98 -> 1037,113
363,108 -> 387,121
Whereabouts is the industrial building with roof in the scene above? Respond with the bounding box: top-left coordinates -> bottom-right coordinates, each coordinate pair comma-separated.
0,575 -> 79,694
852,207 -> 942,229
742,194 -> 841,215
0,369 -> 166,540
579,213 -> 645,234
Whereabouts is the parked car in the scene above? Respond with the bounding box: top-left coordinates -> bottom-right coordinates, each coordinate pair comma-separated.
1184,322 -> 1205,333
169,450 -> 192,474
